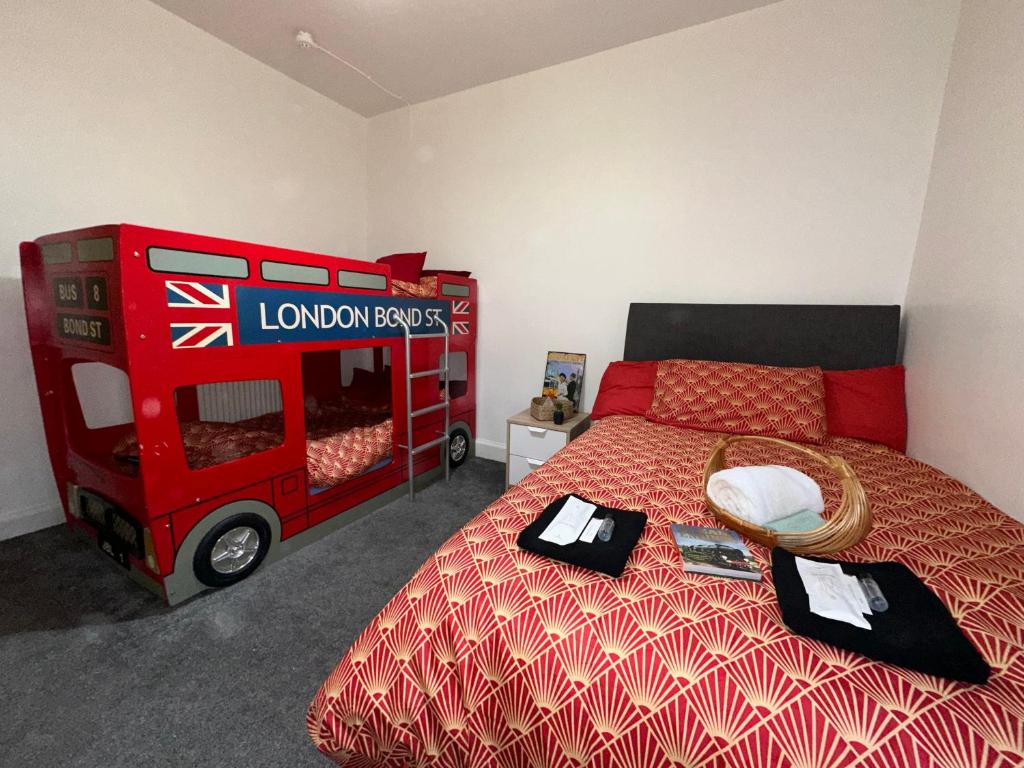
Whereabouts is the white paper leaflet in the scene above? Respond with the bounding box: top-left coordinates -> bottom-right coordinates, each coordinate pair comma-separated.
579,517 -> 603,544
538,496 -> 596,545
794,556 -> 872,630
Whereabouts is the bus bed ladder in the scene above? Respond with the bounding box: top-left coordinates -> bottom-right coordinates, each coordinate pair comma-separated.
396,317 -> 450,500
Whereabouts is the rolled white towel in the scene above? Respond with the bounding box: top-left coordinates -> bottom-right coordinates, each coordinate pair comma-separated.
707,465 -> 824,527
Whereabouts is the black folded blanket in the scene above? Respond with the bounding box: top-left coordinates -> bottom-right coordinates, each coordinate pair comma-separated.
517,494 -> 647,577
771,547 -> 990,684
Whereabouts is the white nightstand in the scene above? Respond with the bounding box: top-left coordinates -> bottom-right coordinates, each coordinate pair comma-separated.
505,408 -> 591,488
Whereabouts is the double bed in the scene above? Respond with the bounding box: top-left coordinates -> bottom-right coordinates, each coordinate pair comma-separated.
307,304 -> 1024,767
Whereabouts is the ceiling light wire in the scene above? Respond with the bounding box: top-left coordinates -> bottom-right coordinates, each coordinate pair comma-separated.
296,30 -> 409,106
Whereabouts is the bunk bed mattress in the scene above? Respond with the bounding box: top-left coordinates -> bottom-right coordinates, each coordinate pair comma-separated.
307,414 -> 1024,768
113,404 -> 393,487
306,417 -> 393,488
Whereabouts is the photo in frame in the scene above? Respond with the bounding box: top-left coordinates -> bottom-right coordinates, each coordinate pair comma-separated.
541,351 -> 586,412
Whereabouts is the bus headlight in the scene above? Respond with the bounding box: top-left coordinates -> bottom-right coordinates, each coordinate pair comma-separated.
67,483 -> 82,519
143,528 -> 157,572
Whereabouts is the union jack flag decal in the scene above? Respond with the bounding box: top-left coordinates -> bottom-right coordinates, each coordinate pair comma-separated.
167,280 -> 234,348
165,280 -> 231,309
170,322 -> 234,349
452,300 -> 470,336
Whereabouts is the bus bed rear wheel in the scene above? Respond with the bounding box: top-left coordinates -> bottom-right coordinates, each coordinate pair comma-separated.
193,513 -> 271,588
449,428 -> 470,468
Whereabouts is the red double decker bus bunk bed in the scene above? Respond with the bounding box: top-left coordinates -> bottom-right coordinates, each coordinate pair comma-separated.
20,224 -> 477,605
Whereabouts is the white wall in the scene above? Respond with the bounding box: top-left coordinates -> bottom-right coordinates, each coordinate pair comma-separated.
903,0 -> 1024,521
8,0 -> 1003,539
367,0 -> 960,460
0,0 -> 368,539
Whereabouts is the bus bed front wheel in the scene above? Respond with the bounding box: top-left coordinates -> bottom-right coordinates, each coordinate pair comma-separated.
192,513 -> 271,588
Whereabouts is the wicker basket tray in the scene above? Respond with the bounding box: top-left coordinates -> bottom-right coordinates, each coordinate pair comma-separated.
530,397 -> 575,422
702,434 -> 871,554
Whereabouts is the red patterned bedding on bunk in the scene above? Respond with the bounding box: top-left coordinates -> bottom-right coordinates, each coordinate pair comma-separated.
113,402 -> 392,487
236,402 -> 393,488
308,415 -> 1024,768
392,276 -> 438,299
304,407 -> 393,489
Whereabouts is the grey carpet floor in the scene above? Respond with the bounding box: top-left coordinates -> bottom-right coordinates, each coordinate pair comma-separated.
0,458 -> 505,767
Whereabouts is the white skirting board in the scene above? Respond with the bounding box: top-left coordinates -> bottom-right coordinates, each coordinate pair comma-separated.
474,438 -> 506,463
0,502 -> 63,541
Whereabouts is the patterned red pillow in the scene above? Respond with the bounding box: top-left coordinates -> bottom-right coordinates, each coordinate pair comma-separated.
645,359 -> 828,444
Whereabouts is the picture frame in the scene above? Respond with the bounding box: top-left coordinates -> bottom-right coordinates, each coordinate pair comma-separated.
541,351 -> 586,412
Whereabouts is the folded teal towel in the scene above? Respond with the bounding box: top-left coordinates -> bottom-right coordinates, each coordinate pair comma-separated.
766,509 -> 826,533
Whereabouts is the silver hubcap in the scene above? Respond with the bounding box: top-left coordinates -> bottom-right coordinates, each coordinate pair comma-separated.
451,434 -> 467,462
210,526 -> 260,574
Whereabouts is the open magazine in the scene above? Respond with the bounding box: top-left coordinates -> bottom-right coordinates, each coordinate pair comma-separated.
671,524 -> 761,581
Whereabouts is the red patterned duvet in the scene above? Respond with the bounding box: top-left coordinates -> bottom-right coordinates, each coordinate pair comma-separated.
308,416 -> 1024,767
392,276 -> 438,299
303,405 -> 393,489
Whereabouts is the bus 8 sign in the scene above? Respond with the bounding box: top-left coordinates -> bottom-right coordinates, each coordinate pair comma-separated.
52,277 -> 108,309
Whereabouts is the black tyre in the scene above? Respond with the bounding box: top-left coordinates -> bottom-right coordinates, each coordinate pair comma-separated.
448,428 -> 471,469
193,513 -> 271,588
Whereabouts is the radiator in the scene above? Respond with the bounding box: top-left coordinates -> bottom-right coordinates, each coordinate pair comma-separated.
197,379 -> 282,423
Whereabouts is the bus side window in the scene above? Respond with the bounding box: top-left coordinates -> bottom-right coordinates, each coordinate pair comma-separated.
69,362 -> 137,471
440,351 -> 468,399
72,362 -> 133,430
173,379 -> 284,470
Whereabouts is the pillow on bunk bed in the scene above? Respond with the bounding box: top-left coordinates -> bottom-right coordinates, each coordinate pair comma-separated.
377,252 -> 426,283
823,365 -> 907,452
591,361 -> 657,419
645,359 -> 828,444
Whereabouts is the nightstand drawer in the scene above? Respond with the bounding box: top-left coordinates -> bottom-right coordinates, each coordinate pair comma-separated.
508,454 -> 547,486
509,423 -> 567,461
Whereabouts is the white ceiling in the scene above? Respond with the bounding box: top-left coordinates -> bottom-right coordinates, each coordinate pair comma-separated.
150,0 -> 783,117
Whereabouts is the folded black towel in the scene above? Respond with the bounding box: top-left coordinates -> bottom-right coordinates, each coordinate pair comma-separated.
771,547 -> 990,684
517,494 -> 647,577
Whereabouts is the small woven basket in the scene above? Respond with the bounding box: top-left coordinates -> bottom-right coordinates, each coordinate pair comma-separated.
703,434 -> 871,555
530,397 -> 574,422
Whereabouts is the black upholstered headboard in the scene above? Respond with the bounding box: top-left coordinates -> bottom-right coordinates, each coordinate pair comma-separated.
623,304 -> 900,370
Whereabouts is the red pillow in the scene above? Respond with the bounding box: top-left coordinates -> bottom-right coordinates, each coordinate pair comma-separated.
646,359 -> 828,444
377,252 -> 426,283
824,366 -> 907,452
592,361 -> 657,419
